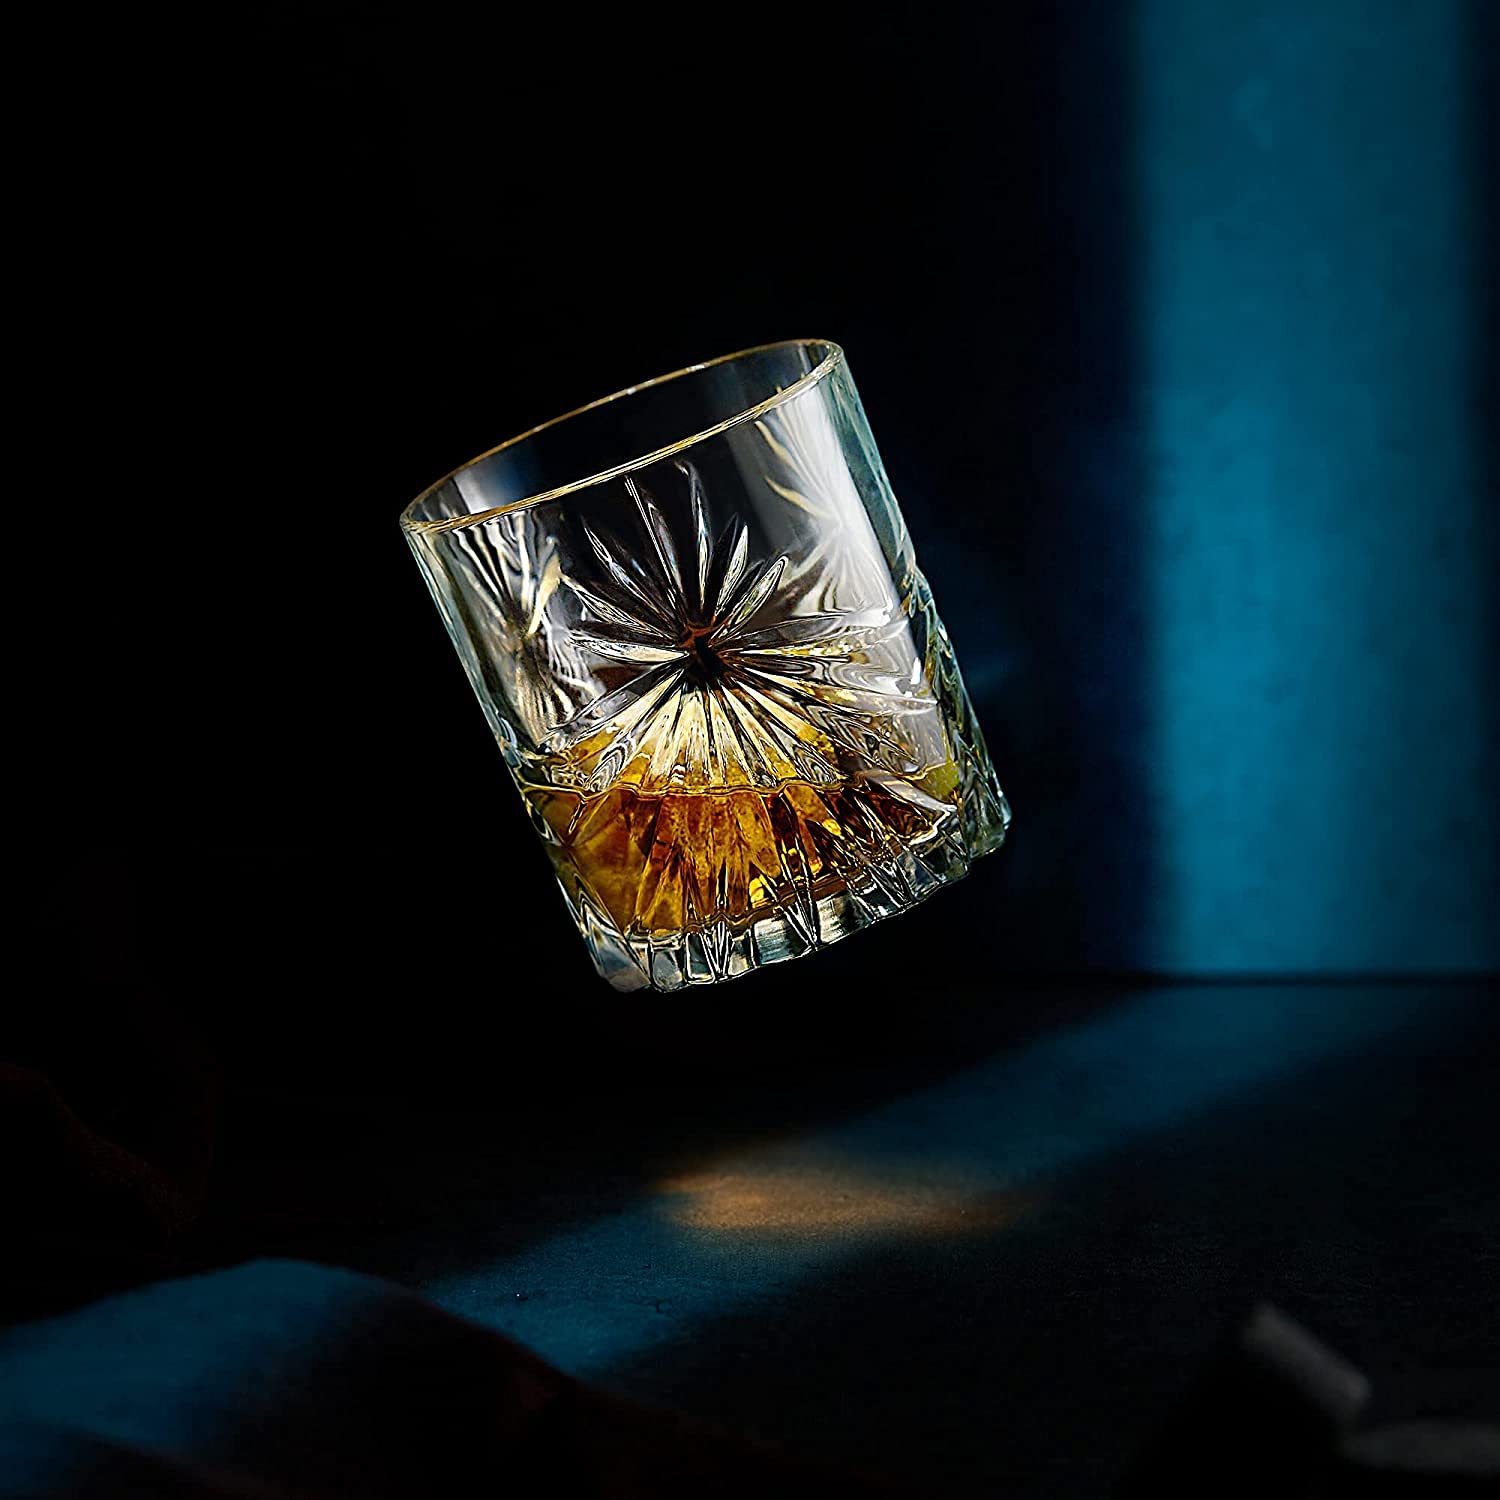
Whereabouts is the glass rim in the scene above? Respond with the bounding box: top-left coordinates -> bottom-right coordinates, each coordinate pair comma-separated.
400,337 -> 844,535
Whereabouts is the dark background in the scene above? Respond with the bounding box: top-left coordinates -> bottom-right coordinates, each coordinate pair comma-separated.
53,1 -> 1154,1061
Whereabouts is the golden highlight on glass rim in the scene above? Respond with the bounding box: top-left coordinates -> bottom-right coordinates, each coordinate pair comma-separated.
400,339 -> 1010,991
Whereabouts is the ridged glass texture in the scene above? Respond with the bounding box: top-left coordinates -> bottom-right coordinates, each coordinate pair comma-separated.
401,341 -> 1009,991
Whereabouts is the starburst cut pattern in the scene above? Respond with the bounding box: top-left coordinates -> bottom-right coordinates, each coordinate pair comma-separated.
753,388 -> 896,611
514,459 -> 999,992
541,461 -> 941,795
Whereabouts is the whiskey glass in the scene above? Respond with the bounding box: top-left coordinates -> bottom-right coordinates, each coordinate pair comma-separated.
401,340 -> 1009,991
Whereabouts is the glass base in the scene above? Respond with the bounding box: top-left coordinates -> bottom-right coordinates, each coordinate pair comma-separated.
564,783 -> 1009,991
552,599 -> 1011,992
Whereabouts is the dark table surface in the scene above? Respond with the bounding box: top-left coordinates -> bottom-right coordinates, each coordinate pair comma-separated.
181,979 -> 1498,1498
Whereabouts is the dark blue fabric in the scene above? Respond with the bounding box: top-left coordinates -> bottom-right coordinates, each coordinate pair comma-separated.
0,1261 -> 894,1498
1,1261 -> 557,1497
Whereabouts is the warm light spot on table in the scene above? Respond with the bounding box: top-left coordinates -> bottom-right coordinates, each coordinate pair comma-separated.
655,1161 -> 1026,1241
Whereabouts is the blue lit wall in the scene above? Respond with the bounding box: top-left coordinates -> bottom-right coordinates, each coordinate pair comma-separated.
1129,0 -> 1495,971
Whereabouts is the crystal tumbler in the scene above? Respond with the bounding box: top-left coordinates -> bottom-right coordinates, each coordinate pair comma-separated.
401,339 -> 1009,990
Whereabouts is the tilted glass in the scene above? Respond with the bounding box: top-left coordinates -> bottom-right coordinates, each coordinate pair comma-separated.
401,340 -> 1010,991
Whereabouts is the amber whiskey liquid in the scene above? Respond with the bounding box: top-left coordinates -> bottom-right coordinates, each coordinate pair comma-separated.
522,760 -> 961,940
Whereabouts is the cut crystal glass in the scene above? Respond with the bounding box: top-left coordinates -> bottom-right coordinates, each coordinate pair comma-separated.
401,340 -> 1010,990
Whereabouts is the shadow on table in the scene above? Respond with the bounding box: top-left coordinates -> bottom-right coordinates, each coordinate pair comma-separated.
194,966 -> 1134,1295
585,987 -> 1500,1498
